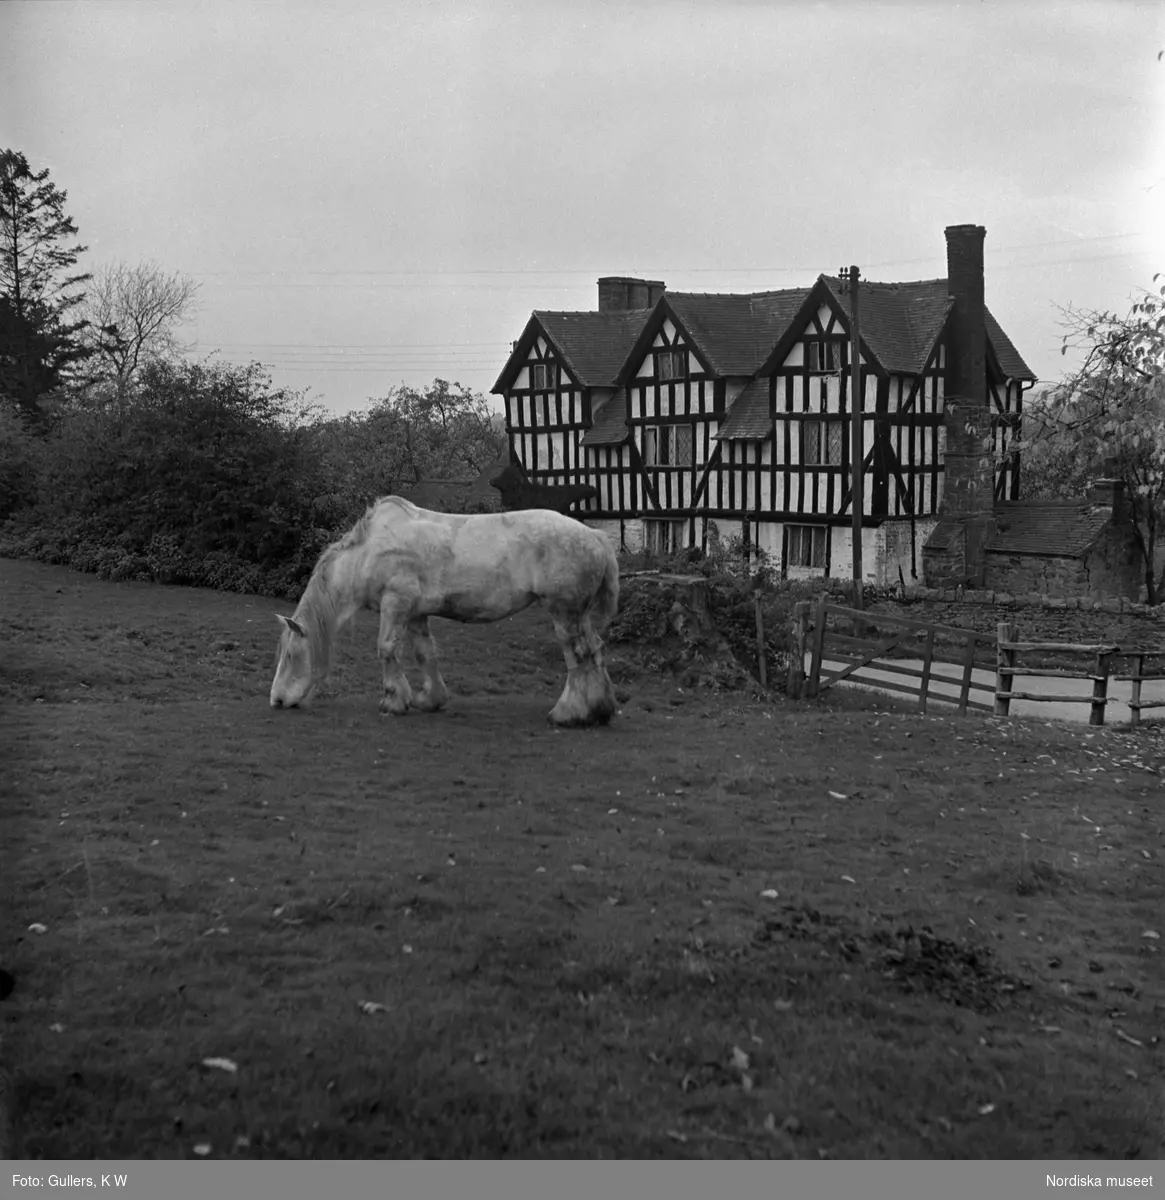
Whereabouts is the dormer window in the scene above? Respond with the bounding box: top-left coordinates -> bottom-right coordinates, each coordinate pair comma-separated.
656,349 -> 686,380
532,362 -> 554,390
807,341 -> 841,373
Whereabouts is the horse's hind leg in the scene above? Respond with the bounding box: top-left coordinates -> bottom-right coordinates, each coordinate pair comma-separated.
377,598 -> 414,716
408,616 -> 449,712
547,605 -> 616,728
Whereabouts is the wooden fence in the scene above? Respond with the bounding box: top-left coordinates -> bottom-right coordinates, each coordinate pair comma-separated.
1111,651 -> 1165,727
790,597 -> 1165,726
789,595 -> 997,715
994,622 -> 1116,725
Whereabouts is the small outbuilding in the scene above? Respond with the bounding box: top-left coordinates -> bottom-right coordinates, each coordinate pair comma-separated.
982,479 -> 1143,600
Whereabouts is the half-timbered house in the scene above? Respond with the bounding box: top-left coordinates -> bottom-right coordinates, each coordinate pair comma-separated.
491,227 -> 1036,585
489,277 -> 661,521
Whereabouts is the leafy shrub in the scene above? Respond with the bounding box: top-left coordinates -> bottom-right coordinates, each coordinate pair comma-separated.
0,406 -> 43,520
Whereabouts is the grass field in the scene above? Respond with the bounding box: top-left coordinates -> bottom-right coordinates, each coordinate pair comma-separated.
1,557 -> 1162,1159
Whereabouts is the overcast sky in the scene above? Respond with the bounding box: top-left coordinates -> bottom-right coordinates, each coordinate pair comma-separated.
5,0 -> 1163,415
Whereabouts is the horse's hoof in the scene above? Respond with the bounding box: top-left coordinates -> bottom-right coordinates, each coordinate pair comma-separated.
548,709 -> 591,729
379,699 -> 410,716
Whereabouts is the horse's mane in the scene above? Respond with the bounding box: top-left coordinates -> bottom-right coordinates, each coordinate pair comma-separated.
291,496 -> 425,679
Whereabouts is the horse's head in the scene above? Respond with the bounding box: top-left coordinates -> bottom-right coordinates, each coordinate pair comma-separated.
270,614 -> 316,708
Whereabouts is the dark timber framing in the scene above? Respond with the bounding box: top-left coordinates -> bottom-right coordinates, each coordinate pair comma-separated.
491,262 -> 1035,576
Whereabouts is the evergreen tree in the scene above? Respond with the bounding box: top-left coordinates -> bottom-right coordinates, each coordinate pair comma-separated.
0,149 -> 94,424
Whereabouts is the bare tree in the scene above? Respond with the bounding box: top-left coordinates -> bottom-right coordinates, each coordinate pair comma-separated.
80,261 -> 199,397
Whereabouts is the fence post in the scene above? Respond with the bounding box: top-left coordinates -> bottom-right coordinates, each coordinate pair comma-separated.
918,626 -> 936,714
787,600 -> 810,699
1091,649 -> 1111,726
1129,652 -> 1144,728
957,633 -> 977,716
994,621 -> 1016,717
754,592 -> 768,689
808,592 -> 828,698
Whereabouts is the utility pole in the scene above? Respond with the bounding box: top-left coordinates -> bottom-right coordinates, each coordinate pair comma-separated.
839,265 -> 863,610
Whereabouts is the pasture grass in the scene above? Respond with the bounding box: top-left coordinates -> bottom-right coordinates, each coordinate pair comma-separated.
1,558 -> 1162,1159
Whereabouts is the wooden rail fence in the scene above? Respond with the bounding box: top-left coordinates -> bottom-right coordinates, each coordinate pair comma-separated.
1111,651 -> 1165,727
789,597 -> 1165,726
789,595 -> 997,715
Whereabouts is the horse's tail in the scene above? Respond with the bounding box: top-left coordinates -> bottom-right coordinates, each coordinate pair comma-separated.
586,533 -> 620,635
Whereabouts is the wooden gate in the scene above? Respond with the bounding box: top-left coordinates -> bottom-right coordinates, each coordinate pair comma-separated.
792,594 -> 996,715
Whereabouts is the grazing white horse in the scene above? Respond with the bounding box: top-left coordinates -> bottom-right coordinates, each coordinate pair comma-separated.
270,496 -> 620,727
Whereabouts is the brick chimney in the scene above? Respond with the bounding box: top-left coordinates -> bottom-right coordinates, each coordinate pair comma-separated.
1088,477 -> 1125,519
939,224 -> 994,586
598,276 -> 665,313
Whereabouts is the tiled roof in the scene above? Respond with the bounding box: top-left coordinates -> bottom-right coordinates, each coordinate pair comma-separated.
819,276 -> 953,375
491,309 -> 650,394
716,377 -> 772,440
926,518 -> 965,553
817,276 -> 1036,381
987,500 -> 1110,557
537,309 -> 653,389
665,289 -> 809,377
581,394 -> 629,446
984,310 -> 1037,381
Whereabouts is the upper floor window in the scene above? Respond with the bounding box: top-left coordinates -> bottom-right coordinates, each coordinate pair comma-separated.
807,341 -> 841,373
800,419 -> 845,466
532,362 -> 554,391
643,423 -> 694,467
656,349 -> 686,380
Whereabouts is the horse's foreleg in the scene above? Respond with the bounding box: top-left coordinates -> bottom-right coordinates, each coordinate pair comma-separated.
548,608 -> 616,728
377,600 -> 413,716
408,616 -> 449,712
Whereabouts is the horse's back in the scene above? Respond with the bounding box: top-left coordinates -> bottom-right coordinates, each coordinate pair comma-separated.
362,498 -> 614,608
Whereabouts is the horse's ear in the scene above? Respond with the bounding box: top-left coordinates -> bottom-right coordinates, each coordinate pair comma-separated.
276,615 -> 306,638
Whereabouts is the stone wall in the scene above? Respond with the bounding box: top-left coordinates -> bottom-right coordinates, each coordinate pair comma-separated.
892,582 -> 1155,616
984,523 -> 1143,601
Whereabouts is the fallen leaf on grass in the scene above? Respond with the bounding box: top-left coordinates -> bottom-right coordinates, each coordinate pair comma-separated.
731,1046 -> 750,1072
27,923 -> 47,935
760,889 -> 779,899
1115,1029 -> 1144,1048
570,864 -> 587,872
1142,930 -> 1160,940
841,875 -> 856,884
49,1023 -> 65,1033
1038,1026 -> 1063,1035
201,1057 -> 238,1074
357,1000 -> 387,1015
193,1144 -> 212,1157
773,999 -> 794,1012
666,1129 -> 688,1144
828,791 -> 847,800
978,1103 -> 996,1116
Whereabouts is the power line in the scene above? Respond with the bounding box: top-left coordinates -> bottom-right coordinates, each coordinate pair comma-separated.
190,250 -> 1155,290
187,232 -> 1154,282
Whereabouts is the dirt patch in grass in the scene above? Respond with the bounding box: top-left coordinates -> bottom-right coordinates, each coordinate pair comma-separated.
1,557 -> 1163,1159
